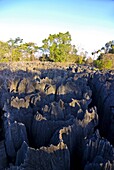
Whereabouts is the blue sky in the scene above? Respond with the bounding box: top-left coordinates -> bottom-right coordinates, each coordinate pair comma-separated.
0,0 -> 114,55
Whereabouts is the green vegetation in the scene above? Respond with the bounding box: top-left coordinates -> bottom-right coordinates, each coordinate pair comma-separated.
0,41 -> 10,62
0,37 -> 39,62
41,31 -> 86,63
92,40 -> 114,70
94,54 -> 114,70
0,32 -> 113,70
85,57 -> 93,65
0,32 -> 85,63
42,31 -> 78,62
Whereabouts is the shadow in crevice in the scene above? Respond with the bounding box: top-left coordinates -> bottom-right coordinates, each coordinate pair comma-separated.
0,108 -> 5,141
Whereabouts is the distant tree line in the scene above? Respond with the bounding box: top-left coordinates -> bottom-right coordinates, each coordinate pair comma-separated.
0,32 -> 113,70
0,32 -> 86,63
0,37 -> 38,62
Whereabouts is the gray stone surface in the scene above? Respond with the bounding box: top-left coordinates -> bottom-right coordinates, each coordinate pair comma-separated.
0,62 -> 113,170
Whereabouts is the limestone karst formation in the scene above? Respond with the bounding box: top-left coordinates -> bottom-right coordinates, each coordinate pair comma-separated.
0,61 -> 113,170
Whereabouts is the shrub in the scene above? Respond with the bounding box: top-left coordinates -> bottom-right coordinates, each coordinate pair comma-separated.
94,54 -> 114,70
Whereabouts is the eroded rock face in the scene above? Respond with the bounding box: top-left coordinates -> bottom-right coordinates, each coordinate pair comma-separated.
83,130 -> 114,170
0,140 -> 8,169
89,71 -> 114,144
4,121 -> 28,158
0,62 -> 113,170
50,107 -> 98,170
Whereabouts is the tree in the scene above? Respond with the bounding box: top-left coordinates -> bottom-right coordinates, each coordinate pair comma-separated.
103,40 -> 114,54
20,42 -> 38,61
109,42 -> 114,54
7,37 -> 23,61
42,32 -> 78,62
0,41 -> 9,62
93,40 -> 114,70
0,37 -> 39,62
85,57 -> 93,65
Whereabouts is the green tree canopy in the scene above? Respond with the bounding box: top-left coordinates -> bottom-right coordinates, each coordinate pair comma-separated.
20,42 -> 38,61
93,40 -> 114,70
42,31 -> 78,62
0,41 -> 9,62
103,40 -> 114,54
105,41 -> 113,53
0,37 -> 39,62
7,37 -> 23,61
